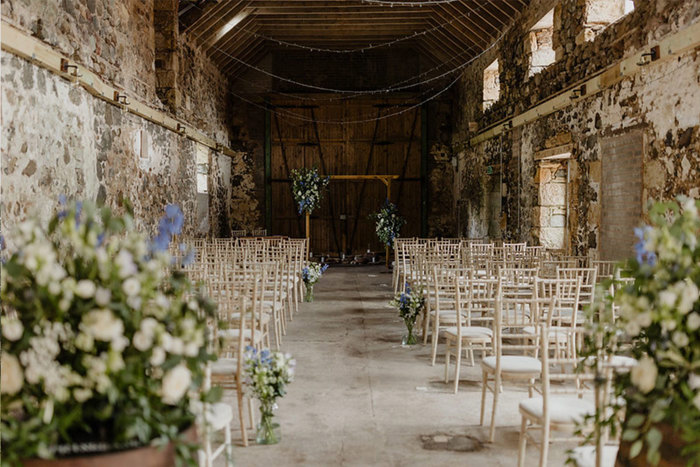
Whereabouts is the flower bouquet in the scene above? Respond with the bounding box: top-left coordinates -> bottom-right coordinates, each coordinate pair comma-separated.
578,197 -> 700,465
0,200 -> 217,466
370,200 -> 406,249
390,283 -> 425,345
244,347 -> 295,445
291,167 -> 330,215
301,262 -> 328,302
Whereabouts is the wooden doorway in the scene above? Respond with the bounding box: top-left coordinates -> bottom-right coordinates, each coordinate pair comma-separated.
267,96 -> 423,256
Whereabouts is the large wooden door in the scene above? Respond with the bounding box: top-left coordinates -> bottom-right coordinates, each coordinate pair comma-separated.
269,96 -> 422,255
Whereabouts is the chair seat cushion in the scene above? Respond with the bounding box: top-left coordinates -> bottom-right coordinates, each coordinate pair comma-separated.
519,396 -> 595,424
218,328 -> 263,342
569,445 -> 619,467
211,357 -> 238,374
523,326 -> 570,341
206,402 -> 233,431
444,326 -> 493,339
482,355 -> 541,374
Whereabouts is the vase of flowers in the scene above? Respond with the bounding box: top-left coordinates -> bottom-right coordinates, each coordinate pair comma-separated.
0,200 -> 218,466
244,347 -> 295,445
577,197 -> 700,466
301,262 -> 328,302
390,283 -> 425,345
291,167 -> 330,215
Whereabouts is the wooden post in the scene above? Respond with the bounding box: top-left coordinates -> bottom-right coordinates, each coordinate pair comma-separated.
305,211 -> 311,259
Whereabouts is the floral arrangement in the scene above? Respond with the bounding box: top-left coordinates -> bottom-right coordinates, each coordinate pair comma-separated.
577,197 -> 700,465
370,200 -> 406,248
291,167 -> 330,215
244,347 -> 295,444
0,200 -> 217,465
301,262 -> 328,287
389,282 -> 425,345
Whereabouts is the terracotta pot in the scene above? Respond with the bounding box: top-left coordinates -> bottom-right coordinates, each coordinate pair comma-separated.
616,422 -> 690,467
23,426 -> 197,467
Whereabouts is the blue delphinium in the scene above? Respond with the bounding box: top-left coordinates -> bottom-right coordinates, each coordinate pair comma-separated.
634,225 -> 657,266
150,204 -> 185,254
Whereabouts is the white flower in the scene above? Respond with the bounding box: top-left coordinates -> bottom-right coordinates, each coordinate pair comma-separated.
631,355 -> 658,394
636,311 -> 652,328
672,331 -> 689,347
694,393 -> 700,411
75,332 -> 94,351
95,287 -> 111,306
115,250 -> 137,278
42,399 -> 54,424
150,347 -> 166,366
625,320 -> 641,337
687,312 -> 700,331
141,317 -> 159,335
81,309 -> 124,342
1,353 -> 24,395
107,351 -> 125,371
48,281 -> 61,295
678,280 -> 699,315
111,335 -> 129,352
74,388 -> 93,403
184,342 -> 199,357
689,373 -> 700,390
133,331 -> 152,351
2,317 -> 24,341
75,280 -> 96,299
122,277 -> 141,297
161,364 -> 191,405
658,290 -> 676,308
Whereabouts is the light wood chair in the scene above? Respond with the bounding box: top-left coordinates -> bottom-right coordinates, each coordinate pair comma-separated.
480,271 -> 540,442
517,323 -> 595,467
444,276 -> 496,393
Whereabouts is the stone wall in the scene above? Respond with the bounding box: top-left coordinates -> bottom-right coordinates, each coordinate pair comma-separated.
453,0 -> 700,255
1,52 -> 197,235
1,0 -> 259,237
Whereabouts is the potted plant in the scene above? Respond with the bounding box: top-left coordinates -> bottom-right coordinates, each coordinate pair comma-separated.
578,197 -> 700,466
390,282 -> 425,345
243,347 -> 295,445
0,200 -> 218,466
301,262 -> 328,302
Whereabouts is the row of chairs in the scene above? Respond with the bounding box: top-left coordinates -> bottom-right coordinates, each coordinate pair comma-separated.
171,236 -> 308,463
231,229 -> 267,237
393,239 -> 633,466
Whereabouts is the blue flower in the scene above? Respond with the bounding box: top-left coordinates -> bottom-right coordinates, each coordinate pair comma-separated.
182,249 -> 196,266
634,225 -> 656,266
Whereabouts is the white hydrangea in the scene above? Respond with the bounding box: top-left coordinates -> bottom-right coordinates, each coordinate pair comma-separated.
1,353 -> 24,395
672,331 -> 689,347
95,287 -> 111,307
150,347 -> 166,366
133,331 -> 153,351
2,317 -> 24,341
161,364 -> 191,405
687,312 -> 700,331
115,250 -> 137,278
75,280 -> 96,299
631,355 -> 658,394
122,277 -> 141,297
81,309 -> 124,342
678,279 -> 699,315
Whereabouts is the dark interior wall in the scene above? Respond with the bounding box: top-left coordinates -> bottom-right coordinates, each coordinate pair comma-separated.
229,47 -> 456,239
453,0 -> 700,255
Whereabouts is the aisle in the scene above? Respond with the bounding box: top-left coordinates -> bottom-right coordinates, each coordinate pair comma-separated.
230,266 -> 571,466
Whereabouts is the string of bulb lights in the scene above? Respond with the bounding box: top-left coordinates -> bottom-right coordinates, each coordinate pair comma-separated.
220,33 -> 503,125
187,3 -> 485,54
207,29 -> 503,96
361,0 -> 470,5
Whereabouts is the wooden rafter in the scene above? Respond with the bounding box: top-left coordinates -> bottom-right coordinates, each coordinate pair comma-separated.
178,0 -> 531,80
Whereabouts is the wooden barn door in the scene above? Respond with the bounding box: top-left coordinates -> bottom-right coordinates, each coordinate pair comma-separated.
268,97 -> 422,256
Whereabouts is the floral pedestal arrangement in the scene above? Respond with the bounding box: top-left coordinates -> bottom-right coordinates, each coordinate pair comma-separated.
0,200 -> 218,466
391,283 -> 424,346
370,201 -> 406,269
244,348 -> 295,446
577,198 -> 700,466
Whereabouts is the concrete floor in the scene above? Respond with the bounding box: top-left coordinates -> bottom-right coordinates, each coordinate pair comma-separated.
228,266 -> 574,466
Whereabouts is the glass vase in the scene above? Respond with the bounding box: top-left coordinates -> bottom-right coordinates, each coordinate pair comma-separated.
304,284 -> 314,302
256,402 -> 281,445
402,319 -> 417,345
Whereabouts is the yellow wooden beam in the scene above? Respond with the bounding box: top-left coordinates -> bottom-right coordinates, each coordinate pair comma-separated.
0,21 -> 239,159
467,19 -> 700,147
